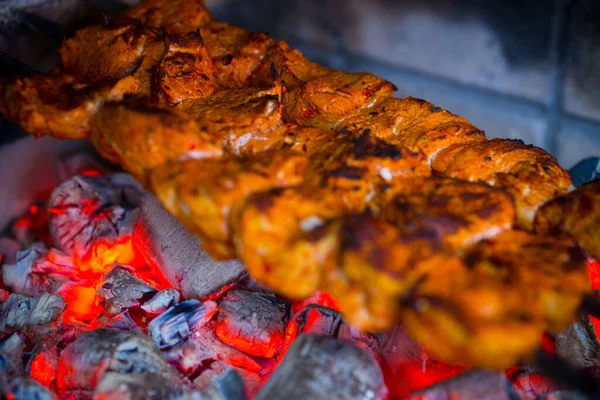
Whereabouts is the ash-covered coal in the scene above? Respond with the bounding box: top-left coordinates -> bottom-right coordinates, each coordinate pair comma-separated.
97,264 -> 157,316
257,334 -> 387,400
47,173 -> 142,264
148,300 -> 217,350
216,290 -> 289,358
142,288 -> 180,315
555,314 -> 600,370
56,328 -> 187,394
0,333 -> 25,389
3,377 -> 55,400
0,292 -> 65,339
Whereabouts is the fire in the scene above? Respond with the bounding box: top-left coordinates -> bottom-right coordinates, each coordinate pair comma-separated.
74,237 -> 137,276
29,352 -> 57,388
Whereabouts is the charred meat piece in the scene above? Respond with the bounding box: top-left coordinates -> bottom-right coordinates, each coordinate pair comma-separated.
401,230 -> 589,369
331,178 -> 516,331
535,179 -> 600,261
151,150 -> 310,259
284,70 -> 396,128
431,138 -> 572,229
0,73 -> 139,139
153,31 -> 217,104
122,0 -> 212,34
342,97 -> 486,161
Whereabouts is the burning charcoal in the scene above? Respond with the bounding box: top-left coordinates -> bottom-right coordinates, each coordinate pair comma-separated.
163,322 -> 261,376
94,372 -> 182,400
0,333 -> 25,388
148,300 -> 218,349
0,236 -> 21,265
134,193 -> 246,299
0,293 -> 66,338
47,174 -> 142,265
193,369 -> 249,400
3,378 -> 56,400
2,245 -> 46,295
292,305 -> 342,336
216,290 -> 289,358
405,370 -> 519,400
337,320 -> 380,357
57,328 -> 186,393
3,246 -> 78,296
97,265 -> 157,315
141,289 -> 180,315
106,310 -> 141,331
193,361 -> 260,398
256,334 -> 387,400
27,341 -> 59,389
506,365 -> 559,400
555,314 -> 600,370
377,324 -> 467,398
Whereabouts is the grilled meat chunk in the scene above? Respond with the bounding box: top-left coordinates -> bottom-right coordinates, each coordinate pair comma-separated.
122,0 -> 212,33
535,180 -> 600,261
431,138 -> 572,230
402,231 -> 589,369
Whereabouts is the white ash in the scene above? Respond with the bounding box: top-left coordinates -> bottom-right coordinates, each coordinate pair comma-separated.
97,265 -> 157,316
147,300 -> 217,350
48,174 -> 142,258
56,328 -> 187,393
3,378 -> 56,400
141,289 -> 181,315
2,245 -> 77,297
0,333 -> 25,388
0,293 -> 65,339
256,334 -> 387,400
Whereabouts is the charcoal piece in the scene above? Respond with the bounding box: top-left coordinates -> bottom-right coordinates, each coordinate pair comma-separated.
2,246 -> 45,295
555,314 -> 600,370
163,323 -> 261,376
106,310 -> 141,331
27,340 -> 59,389
216,290 -> 289,358
405,370 -> 519,400
3,378 -> 56,400
194,370 -> 249,400
133,193 -> 246,299
0,333 -> 25,387
47,174 -> 142,258
148,300 -> 218,349
193,361 -> 260,398
539,391 -> 588,400
94,372 -> 181,400
337,320 -> 380,357
0,236 -> 21,265
98,265 -> 157,315
569,157 -> 600,187
292,305 -> 342,337
506,365 -> 558,400
256,334 -> 387,400
141,289 -> 180,315
57,328 -> 185,392
0,293 -> 65,338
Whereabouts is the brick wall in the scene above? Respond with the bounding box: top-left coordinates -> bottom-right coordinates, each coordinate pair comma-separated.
209,0 -> 600,168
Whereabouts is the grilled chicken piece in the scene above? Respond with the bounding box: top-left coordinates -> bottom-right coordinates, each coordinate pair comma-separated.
151,150 -> 310,259
402,230 -> 589,369
91,84 -> 283,180
431,138 -> 572,230
90,100 -> 223,182
235,132 -> 430,298
0,74 -> 139,139
341,97 -> 486,161
284,70 -> 396,128
122,0 -> 212,33
153,31 -> 217,104
535,180 -> 600,261
330,178 -> 516,331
